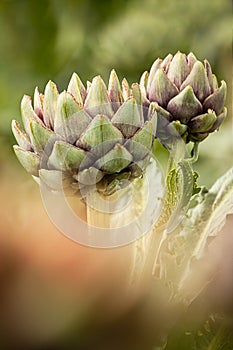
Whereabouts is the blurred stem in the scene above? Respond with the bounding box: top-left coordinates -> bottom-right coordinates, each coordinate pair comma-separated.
128,161 -> 165,287
85,175 -> 147,248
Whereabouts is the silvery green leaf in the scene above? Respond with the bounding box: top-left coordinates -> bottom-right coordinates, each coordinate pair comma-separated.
67,72 -> 86,105
21,95 -> 43,136
43,80 -> 59,129
180,61 -> 211,102
167,86 -> 203,123
155,160 -> 194,232
47,141 -> 85,171
186,166 -> 233,256
54,91 -> 91,144
157,167 -> 233,302
12,120 -> 32,151
203,80 -> 227,115
174,167 -> 233,301
112,98 -> 142,138
13,145 -> 40,176
165,160 -> 194,233
84,76 -> 114,118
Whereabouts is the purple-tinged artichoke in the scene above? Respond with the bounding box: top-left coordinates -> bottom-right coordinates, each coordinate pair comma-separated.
140,51 -> 227,143
12,71 -> 157,195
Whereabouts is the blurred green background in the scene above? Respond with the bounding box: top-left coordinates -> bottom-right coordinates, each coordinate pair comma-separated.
0,0 -> 232,349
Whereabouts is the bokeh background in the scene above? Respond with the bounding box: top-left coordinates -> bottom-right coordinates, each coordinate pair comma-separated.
0,0 -> 232,349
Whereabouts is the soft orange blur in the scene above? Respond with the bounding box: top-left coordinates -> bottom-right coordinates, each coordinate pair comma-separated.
0,156 -> 232,349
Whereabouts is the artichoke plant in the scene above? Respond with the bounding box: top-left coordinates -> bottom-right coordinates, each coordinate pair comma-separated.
12,52 -> 227,197
140,51 -> 227,143
12,71 -> 157,195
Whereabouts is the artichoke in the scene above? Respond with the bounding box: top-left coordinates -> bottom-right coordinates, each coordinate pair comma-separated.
140,51 -> 227,143
12,71 -> 157,195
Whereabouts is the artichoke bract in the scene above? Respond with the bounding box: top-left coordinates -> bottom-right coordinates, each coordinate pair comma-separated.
12,71 -> 157,195
140,51 -> 227,143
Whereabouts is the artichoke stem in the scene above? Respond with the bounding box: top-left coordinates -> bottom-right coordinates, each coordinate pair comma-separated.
189,141 -> 199,163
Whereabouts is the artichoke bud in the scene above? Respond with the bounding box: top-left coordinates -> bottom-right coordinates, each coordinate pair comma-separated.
143,51 -> 227,144
12,70 -> 157,196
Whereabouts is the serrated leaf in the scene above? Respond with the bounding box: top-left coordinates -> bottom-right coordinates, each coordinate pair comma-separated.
154,167 -> 233,303
156,160 -> 194,232
166,160 -> 194,233
183,166 -> 233,259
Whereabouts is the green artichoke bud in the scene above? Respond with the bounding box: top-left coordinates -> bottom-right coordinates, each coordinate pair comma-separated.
12,71 -> 157,196
140,51 -> 227,143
